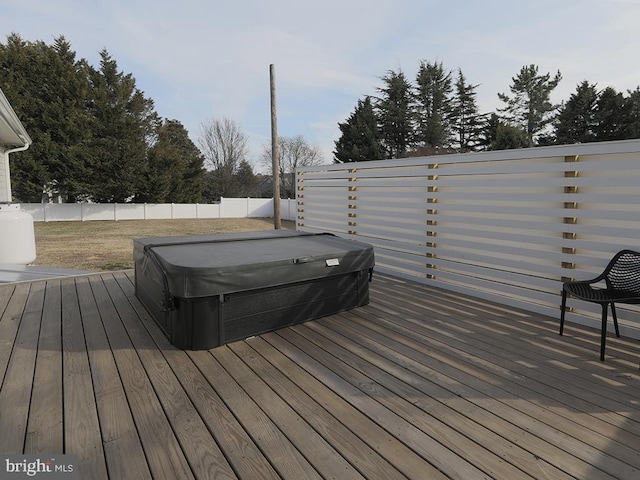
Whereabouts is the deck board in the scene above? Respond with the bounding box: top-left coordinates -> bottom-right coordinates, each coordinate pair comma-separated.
88,274 -> 195,480
102,273 -> 236,480
25,279 -> 63,454
189,347 -> 323,480
0,282 -> 42,454
117,273 -> 282,480
227,339 -> 409,480
62,276 -> 108,480
0,283 -> 28,387
272,326 -> 494,480
214,346 -> 361,480
245,334 -> 440,480
0,271 -> 638,479
303,317 -> 574,480
75,275 -> 152,480
367,277 -> 639,479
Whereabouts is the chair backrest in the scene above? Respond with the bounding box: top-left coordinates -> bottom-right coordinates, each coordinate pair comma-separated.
605,250 -> 640,294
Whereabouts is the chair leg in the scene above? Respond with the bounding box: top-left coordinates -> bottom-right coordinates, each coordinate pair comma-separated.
600,304 -> 608,361
610,303 -> 621,337
560,290 -> 567,335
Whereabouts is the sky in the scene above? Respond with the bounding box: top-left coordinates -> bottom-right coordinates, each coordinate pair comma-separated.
2,0 -> 640,172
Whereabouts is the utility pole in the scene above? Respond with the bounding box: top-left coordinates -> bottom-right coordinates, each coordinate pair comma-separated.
270,64 -> 281,229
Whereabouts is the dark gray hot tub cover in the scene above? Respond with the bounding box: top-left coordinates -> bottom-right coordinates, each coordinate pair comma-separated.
134,230 -> 374,299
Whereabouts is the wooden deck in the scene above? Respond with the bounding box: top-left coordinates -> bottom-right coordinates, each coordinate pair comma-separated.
0,272 -> 638,479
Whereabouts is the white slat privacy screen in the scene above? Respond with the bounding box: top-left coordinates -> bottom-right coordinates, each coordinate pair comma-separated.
296,139 -> 640,338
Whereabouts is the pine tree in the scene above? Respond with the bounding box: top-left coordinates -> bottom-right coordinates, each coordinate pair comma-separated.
0,34 -> 48,201
87,49 -> 160,202
592,87 -> 626,141
2,35 -> 216,203
414,60 -> 453,150
554,81 -> 599,144
179,145 -> 206,203
498,64 -> 562,144
235,159 -> 258,197
622,88 -> 640,139
375,69 -> 414,158
333,96 -> 383,163
492,124 -> 533,150
451,69 -> 483,152
140,119 -> 204,203
477,113 -> 500,151
0,34 -> 93,201
46,37 -> 94,201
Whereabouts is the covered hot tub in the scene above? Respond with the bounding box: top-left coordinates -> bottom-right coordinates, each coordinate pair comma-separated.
134,230 -> 374,349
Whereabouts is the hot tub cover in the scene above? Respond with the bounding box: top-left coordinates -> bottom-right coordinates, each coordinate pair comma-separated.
133,230 -> 375,299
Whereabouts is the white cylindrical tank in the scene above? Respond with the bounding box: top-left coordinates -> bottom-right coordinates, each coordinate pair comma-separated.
0,203 -> 37,264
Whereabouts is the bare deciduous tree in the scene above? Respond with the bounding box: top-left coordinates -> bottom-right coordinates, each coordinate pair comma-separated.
261,135 -> 324,197
198,117 -> 248,198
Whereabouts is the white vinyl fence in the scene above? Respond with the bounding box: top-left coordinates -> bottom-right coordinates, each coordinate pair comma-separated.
296,139 -> 640,339
21,197 -> 296,222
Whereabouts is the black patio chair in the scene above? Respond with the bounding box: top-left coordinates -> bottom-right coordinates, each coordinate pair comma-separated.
560,249 -> 640,361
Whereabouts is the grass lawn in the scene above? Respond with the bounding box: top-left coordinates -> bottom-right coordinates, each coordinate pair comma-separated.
34,218 -> 294,271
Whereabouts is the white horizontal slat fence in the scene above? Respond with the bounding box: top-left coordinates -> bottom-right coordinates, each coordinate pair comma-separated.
296,139 -> 640,339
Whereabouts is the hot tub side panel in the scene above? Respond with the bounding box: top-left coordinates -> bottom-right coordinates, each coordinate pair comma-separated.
134,232 -> 373,350
213,268 -> 369,346
134,247 -> 182,341
166,268 -> 370,350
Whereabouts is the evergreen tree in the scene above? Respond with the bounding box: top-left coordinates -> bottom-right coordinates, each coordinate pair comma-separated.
1,35 -> 220,203
554,81 -> 599,144
492,124 -> 533,150
592,87 -> 626,141
476,113 -> 500,151
0,34 -> 48,201
414,60 -> 453,150
140,119 -> 204,203
161,119 -> 204,203
202,170 -> 219,203
333,96 -> 383,163
375,69 -> 414,158
498,64 -> 562,144
46,37 -> 94,202
139,137 -> 173,203
622,88 -> 640,139
0,34 -> 93,201
235,159 -> 259,197
87,49 -> 160,202
451,69 -> 483,152
179,139 -> 206,203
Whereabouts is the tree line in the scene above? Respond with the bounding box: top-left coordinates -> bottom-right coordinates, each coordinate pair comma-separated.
1,34 -> 323,203
1,34 -> 205,203
334,62 -> 640,162
5,34 -> 639,202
